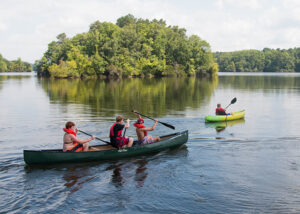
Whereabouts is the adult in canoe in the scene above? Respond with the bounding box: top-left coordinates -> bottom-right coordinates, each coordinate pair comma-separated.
216,103 -> 230,115
63,121 -> 95,152
110,115 -> 134,148
133,111 -> 160,145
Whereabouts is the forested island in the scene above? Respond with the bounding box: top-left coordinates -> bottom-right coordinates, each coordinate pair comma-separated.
215,48 -> 300,73
0,54 -> 32,73
3,14 -> 299,76
34,14 -> 218,78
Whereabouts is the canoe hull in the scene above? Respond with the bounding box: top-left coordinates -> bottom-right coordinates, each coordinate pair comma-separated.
205,110 -> 245,122
23,130 -> 188,165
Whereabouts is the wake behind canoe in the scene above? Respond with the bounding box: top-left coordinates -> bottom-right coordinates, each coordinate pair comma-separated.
23,130 -> 188,165
205,110 -> 245,122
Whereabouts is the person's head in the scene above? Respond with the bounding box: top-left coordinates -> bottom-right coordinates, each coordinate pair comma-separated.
217,103 -> 221,108
136,118 -> 144,124
116,115 -> 124,123
65,121 -> 75,130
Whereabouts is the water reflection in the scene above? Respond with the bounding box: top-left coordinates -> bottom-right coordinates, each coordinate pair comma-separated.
0,75 -> 31,90
134,159 -> 148,188
38,77 -> 218,117
205,119 -> 245,133
24,163 -> 95,194
106,159 -> 149,188
63,167 -> 92,193
219,74 -> 300,91
106,162 -> 125,187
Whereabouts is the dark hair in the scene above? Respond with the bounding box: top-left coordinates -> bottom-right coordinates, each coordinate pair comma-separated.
217,104 -> 221,108
116,115 -> 124,122
65,121 -> 75,129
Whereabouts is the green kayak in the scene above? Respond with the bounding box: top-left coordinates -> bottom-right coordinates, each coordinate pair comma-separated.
205,110 -> 245,122
23,130 -> 188,165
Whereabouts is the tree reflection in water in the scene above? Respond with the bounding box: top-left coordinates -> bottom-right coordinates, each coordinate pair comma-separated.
38,77 -> 218,117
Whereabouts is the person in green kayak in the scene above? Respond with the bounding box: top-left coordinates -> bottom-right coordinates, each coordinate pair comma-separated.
216,103 -> 230,115
63,121 -> 95,152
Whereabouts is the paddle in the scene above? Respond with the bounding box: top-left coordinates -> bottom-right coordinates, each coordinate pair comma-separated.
78,130 -> 111,145
225,97 -> 237,109
132,110 -> 175,130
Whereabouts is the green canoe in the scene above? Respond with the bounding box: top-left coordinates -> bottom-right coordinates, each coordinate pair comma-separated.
205,110 -> 245,122
23,130 -> 188,165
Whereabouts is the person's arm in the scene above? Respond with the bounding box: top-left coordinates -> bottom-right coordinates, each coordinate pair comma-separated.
140,120 -> 158,131
223,108 -> 227,114
70,134 -> 95,144
124,119 -> 130,129
133,110 -> 142,119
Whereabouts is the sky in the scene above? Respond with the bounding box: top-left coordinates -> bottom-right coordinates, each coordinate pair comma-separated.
0,0 -> 299,63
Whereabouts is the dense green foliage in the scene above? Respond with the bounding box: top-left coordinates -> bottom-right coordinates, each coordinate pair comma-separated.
34,14 -> 218,78
0,54 -> 32,73
215,48 -> 300,72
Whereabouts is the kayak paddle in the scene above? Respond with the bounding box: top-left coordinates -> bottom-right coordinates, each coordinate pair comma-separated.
132,110 -> 175,130
225,97 -> 237,109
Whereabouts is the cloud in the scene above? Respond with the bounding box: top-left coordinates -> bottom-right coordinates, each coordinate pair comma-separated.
0,22 -> 6,32
0,0 -> 299,62
217,0 -> 262,10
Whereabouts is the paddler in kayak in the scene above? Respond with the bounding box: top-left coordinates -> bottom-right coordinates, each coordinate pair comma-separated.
109,115 -> 134,148
63,121 -> 95,152
216,103 -> 230,115
133,111 -> 160,145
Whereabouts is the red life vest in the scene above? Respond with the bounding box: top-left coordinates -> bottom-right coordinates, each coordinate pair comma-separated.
63,128 -> 83,152
216,107 -> 226,115
134,123 -> 147,136
63,128 -> 76,137
109,122 -> 123,140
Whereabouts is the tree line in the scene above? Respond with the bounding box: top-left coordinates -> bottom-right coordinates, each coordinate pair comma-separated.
0,54 -> 32,73
215,48 -> 300,72
34,14 -> 218,78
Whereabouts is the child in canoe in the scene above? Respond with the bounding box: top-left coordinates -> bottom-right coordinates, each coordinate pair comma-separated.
109,115 -> 134,148
63,121 -> 95,152
133,111 -> 160,145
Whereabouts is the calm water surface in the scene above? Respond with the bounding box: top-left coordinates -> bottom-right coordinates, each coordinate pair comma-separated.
1,72 -> 300,213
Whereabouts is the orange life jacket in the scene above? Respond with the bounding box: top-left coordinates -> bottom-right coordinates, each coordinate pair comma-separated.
63,128 -> 83,152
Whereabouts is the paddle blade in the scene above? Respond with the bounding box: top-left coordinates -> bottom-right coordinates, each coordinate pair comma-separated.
159,121 -> 175,130
231,97 -> 237,104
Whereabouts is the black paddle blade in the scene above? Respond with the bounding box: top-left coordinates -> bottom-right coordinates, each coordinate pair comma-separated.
159,121 -> 175,130
231,97 -> 237,104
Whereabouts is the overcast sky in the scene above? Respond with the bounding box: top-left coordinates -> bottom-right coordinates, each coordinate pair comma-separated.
0,0 -> 299,63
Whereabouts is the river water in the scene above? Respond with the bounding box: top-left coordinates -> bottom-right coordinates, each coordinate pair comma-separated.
1,72 -> 300,213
